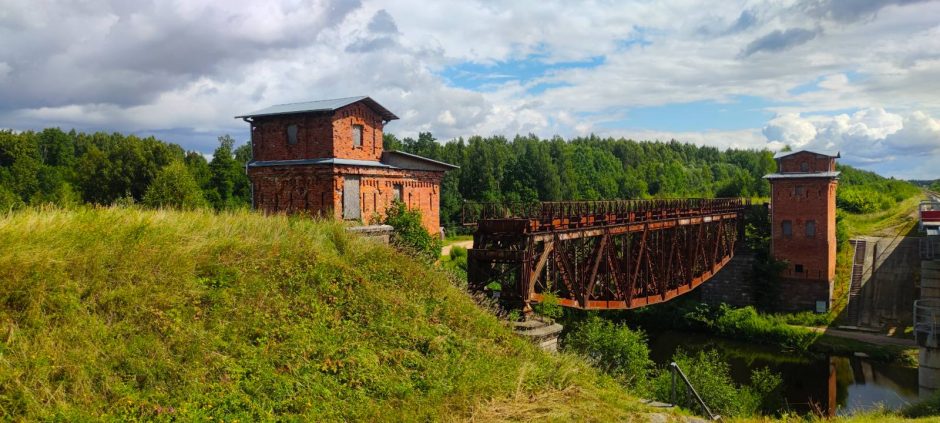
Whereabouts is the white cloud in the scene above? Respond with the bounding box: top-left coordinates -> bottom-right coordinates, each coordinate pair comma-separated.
0,0 -> 938,178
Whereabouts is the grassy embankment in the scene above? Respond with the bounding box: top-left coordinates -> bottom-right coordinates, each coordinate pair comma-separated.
0,206 -> 661,421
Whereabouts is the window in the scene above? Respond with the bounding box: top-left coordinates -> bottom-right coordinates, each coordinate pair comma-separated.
782,220 -> 792,237
287,124 -> 298,145
392,184 -> 402,202
795,264 -> 804,273
800,162 -> 809,172
352,124 -> 363,148
795,185 -> 805,196
806,220 -> 816,237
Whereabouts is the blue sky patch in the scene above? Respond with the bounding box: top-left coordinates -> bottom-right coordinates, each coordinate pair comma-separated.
597,95 -> 782,132
439,55 -> 604,91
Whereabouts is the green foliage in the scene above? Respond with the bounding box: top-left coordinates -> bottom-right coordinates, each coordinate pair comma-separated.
143,161 -> 207,209
901,384 -> 940,417
532,292 -> 564,320
389,133 -> 777,231
621,301 -> 820,351
836,164 -> 920,214
0,207 -> 646,421
0,128 -> 251,210
384,201 -> 442,261
649,350 -> 781,418
562,316 -> 653,388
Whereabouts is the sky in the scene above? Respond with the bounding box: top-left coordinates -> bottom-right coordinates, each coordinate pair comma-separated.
1,0 -> 940,178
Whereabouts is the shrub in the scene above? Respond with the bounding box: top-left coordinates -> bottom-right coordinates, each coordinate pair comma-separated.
384,201 -> 442,261
532,292 -> 564,320
649,349 -> 781,418
561,316 -> 653,388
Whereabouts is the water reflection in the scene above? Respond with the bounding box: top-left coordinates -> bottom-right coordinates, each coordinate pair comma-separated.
647,330 -> 918,415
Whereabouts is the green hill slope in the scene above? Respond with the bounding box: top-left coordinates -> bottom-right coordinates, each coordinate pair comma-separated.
0,207 -> 645,421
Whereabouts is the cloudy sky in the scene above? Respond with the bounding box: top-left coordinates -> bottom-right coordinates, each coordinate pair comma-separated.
2,0 -> 940,178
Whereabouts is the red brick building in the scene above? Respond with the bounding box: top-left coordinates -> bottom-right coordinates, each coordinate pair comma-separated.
236,96 -> 456,235
764,150 -> 840,311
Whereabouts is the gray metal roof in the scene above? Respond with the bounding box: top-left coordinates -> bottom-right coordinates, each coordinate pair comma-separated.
383,150 -> 459,170
773,150 -> 840,159
247,158 -> 396,169
235,96 -> 399,121
763,171 -> 840,179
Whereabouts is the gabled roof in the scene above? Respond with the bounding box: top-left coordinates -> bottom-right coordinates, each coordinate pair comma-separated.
235,96 -> 399,121
773,149 -> 840,159
381,150 -> 459,172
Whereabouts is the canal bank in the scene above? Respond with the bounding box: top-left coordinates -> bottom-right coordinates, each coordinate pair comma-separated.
647,330 -> 919,416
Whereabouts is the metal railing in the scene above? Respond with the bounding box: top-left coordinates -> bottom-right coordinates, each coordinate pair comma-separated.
670,362 -> 721,421
462,198 -> 748,225
914,299 -> 940,347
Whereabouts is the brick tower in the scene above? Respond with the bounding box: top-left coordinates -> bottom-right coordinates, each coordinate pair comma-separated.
764,150 -> 840,312
236,96 -> 457,235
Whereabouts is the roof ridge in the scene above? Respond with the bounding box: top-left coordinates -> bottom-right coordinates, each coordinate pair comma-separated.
268,95 -> 367,107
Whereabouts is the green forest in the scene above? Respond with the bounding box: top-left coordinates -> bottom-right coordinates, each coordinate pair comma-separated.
0,128 -> 922,231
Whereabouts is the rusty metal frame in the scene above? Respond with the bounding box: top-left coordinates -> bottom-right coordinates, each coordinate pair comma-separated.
466,198 -> 747,310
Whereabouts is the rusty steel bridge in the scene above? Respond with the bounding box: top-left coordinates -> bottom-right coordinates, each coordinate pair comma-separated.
464,198 -> 749,311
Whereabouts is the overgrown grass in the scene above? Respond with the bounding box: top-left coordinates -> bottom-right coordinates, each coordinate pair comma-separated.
841,195 -> 923,239
0,206 -> 651,421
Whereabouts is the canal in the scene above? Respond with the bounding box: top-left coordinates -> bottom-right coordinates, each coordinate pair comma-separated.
648,330 -> 919,416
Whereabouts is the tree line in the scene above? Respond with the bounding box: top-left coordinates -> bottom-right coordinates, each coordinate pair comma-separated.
0,128 -> 250,210
385,132 -> 778,231
1,128 -> 921,230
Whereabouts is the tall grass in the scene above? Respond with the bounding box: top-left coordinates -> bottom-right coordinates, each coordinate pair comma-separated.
0,206 -> 643,421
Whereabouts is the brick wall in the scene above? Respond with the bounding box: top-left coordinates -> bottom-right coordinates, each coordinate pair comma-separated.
778,151 -> 836,173
248,103 -> 385,162
770,177 -> 838,281
249,164 -> 444,236
250,113 -> 335,161
331,103 -> 385,161
699,249 -> 832,312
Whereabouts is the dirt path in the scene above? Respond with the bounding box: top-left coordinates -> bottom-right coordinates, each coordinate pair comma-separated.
802,326 -> 916,347
441,240 -> 473,256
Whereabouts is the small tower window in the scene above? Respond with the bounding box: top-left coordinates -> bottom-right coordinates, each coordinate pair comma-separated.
795,264 -> 804,273
806,220 -> 816,237
287,124 -> 298,145
352,124 -> 363,148
782,220 -> 792,237
800,162 -> 809,172
392,184 -> 402,202
795,186 -> 805,196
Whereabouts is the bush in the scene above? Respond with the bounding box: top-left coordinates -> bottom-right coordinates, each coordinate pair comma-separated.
561,316 -> 653,388
143,161 -> 206,210
384,201 -> 442,262
649,349 -> 781,418
532,292 -> 564,320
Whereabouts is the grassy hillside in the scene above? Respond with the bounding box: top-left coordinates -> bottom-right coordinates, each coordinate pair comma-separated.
0,207 -> 649,421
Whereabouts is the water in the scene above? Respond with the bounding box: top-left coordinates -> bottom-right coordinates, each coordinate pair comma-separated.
647,330 -> 919,416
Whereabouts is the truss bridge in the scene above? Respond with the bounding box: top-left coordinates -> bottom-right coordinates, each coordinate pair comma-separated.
463,198 -> 748,311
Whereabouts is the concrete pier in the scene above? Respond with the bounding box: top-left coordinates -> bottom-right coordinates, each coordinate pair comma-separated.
914,298 -> 940,397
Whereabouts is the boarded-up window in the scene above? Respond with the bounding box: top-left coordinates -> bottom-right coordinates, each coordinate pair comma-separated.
287,124 -> 298,145
805,220 -> 816,237
392,184 -> 402,202
782,220 -> 792,237
352,124 -> 363,147
343,177 -> 361,220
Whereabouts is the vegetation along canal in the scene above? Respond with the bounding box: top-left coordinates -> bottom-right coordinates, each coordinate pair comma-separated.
647,330 -> 918,415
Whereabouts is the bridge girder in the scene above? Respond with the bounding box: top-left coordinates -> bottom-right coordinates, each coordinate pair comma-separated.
465,199 -> 746,310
